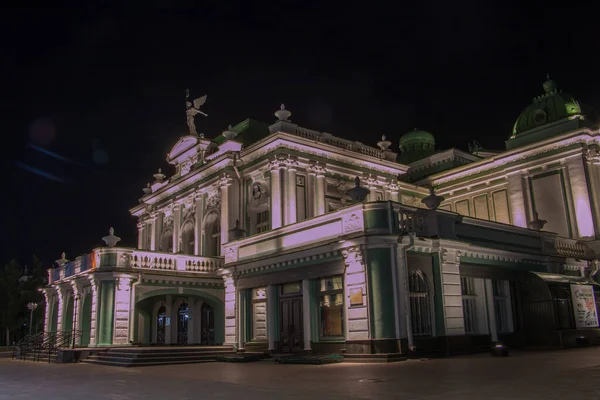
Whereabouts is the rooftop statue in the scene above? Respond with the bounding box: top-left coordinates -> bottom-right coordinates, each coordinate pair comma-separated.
185,89 -> 207,136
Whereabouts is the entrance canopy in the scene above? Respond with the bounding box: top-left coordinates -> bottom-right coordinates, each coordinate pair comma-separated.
530,272 -> 600,287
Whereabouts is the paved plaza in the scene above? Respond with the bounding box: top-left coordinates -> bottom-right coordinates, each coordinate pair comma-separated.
2,347 -> 600,399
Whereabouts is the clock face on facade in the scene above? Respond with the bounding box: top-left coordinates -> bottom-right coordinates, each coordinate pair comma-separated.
534,109 -> 547,125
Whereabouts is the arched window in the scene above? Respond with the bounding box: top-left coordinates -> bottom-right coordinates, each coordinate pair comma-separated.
180,221 -> 195,255
409,270 -> 432,336
160,230 -> 173,253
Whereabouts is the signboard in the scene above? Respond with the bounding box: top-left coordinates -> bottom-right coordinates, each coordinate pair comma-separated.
570,284 -> 599,328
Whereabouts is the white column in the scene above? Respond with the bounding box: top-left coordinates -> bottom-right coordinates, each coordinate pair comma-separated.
285,157 -> 298,225
269,159 -> 283,229
267,284 -> 276,351
137,221 -> 144,249
173,205 -> 182,253
150,214 -> 158,251
585,149 -> 600,237
237,288 -> 246,350
88,277 -> 99,346
194,191 -> 204,255
307,169 -> 315,218
440,249 -> 465,335
389,182 -> 400,202
566,155 -> 596,238
507,172 -> 528,228
366,176 -> 378,202
219,174 -> 233,251
302,279 -> 311,351
341,246 -> 369,340
224,275 -> 237,345
42,289 -> 53,333
314,163 -> 327,216
56,286 -> 65,333
484,279 -> 498,343
112,275 -> 132,346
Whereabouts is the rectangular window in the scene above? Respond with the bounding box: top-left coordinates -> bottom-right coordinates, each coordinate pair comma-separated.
281,281 -> 301,294
492,280 -> 513,333
473,194 -> 489,220
319,276 -> 344,338
461,277 -> 478,334
492,190 -> 510,224
256,210 -> 270,233
455,200 -> 471,216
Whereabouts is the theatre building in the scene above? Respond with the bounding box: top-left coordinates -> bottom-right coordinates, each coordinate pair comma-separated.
43,77 -> 600,360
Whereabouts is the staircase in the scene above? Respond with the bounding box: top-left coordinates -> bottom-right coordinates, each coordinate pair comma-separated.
81,345 -> 236,367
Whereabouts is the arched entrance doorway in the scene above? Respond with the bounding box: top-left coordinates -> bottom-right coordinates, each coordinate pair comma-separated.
181,221 -> 195,255
201,303 -> 215,345
80,294 -> 92,346
177,303 -> 189,344
156,306 -> 166,345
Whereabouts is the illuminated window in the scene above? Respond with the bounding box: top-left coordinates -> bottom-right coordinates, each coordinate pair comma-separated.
319,276 -> 344,339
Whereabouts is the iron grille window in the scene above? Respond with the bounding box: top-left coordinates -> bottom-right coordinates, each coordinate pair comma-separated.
409,270 -> 432,336
461,277 -> 478,334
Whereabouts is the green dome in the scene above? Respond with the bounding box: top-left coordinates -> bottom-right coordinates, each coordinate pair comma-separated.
398,129 -> 436,164
511,78 -> 582,138
399,129 -> 435,149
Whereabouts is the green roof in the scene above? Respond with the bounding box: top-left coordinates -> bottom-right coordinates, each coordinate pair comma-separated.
398,129 -> 436,164
399,129 -> 435,148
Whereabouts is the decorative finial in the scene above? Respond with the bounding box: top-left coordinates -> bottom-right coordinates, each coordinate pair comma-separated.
528,211 -> 547,231
102,227 -> 121,247
142,182 -> 152,195
61,252 -> 66,260
228,219 -> 246,240
223,125 -> 238,140
543,74 -> 557,94
347,176 -> 370,202
377,135 -> 392,151
153,168 -> 166,182
421,186 -> 445,210
274,103 -> 292,121
185,90 -> 208,136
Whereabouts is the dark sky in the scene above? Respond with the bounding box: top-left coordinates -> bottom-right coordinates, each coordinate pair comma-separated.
3,3 -> 600,267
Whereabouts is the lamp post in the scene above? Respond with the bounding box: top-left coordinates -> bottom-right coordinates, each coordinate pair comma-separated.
26,302 -> 38,336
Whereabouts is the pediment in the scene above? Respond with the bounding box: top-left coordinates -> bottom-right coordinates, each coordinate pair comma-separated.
167,135 -> 199,165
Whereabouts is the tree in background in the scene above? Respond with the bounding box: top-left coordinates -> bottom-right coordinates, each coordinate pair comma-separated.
0,256 -> 47,345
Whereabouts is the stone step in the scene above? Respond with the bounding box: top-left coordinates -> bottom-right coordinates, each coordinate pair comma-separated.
106,348 -> 234,356
86,353 -> 232,364
81,358 -> 217,367
100,350 -> 234,359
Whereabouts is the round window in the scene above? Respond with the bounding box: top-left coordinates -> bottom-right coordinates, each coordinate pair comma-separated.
534,109 -> 547,125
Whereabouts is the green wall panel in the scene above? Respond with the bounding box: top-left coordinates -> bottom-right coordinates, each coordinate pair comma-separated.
367,247 -> 395,339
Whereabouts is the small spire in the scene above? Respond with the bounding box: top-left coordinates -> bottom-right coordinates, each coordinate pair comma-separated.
274,103 -> 292,121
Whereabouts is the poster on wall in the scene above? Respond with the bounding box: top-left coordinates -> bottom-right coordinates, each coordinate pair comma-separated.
570,284 -> 599,328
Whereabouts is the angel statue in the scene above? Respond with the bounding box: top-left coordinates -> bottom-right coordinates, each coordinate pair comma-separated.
185,88 -> 208,136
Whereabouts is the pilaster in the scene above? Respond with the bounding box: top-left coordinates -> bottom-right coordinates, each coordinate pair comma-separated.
88,276 -> 99,346
484,279 -> 498,342
506,172 -> 528,228
310,162 -> 327,216
223,274 -> 237,345
302,279 -> 311,350
237,288 -> 246,350
284,156 -> 298,225
150,213 -> 158,251
365,175 -> 378,202
267,284 -> 277,350
584,146 -> 600,238
41,288 -> 54,333
566,155 -> 595,238
219,174 -> 234,251
194,190 -> 205,255
269,158 -> 284,229
172,205 -> 182,253
388,181 -> 400,202
137,221 -> 144,249
55,285 -> 67,333
112,275 -> 133,345
440,248 -> 465,335
341,246 -> 369,340
306,167 -> 315,218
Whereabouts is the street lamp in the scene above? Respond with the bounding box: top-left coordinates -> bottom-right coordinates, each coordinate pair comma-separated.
26,302 -> 38,336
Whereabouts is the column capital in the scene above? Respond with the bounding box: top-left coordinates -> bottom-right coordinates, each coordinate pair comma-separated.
585,145 -> 600,164
440,248 -> 462,266
341,245 -> 364,266
308,161 -> 327,177
219,173 -> 234,188
284,155 -> 299,171
388,181 -> 399,193
268,155 -> 289,171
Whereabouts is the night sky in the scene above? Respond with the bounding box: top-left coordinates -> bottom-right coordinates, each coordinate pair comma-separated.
3,4 -> 600,267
